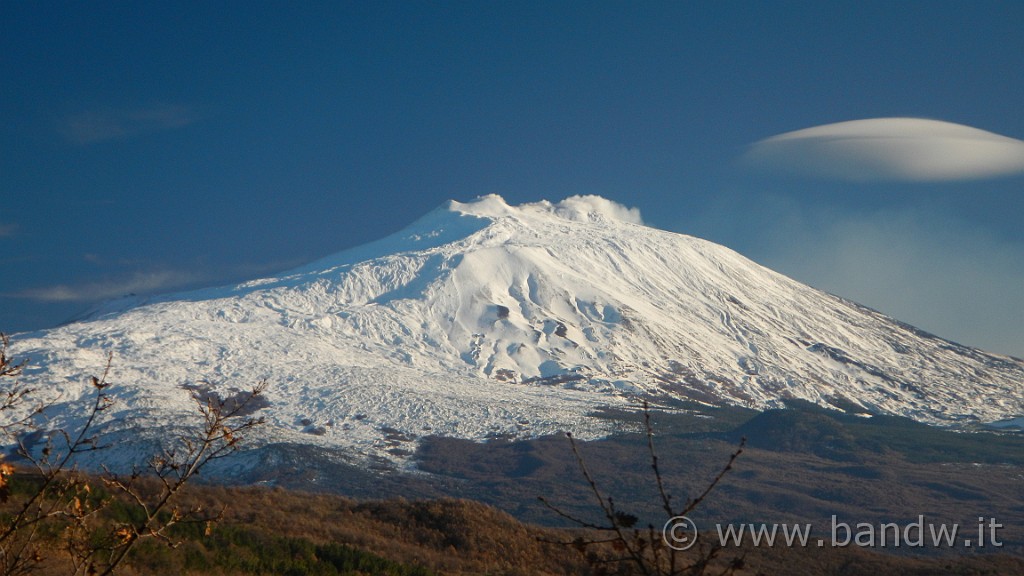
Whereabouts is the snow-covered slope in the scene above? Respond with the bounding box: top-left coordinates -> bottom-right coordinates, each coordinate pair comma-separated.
10,195 -> 1024,468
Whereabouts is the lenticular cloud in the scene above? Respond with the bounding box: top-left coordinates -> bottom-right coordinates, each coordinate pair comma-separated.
742,118 -> 1024,182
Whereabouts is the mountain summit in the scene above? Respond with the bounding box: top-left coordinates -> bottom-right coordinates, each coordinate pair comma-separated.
12,195 -> 1024,466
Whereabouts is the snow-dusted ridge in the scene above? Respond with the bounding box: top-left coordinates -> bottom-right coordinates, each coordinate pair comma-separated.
10,194 -> 1024,470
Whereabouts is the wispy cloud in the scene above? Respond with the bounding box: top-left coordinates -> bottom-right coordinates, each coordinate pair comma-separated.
741,118 -> 1024,182
5,257 -> 307,305
0,223 -> 17,237
61,103 -> 196,144
9,270 -> 204,302
755,206 -> 1024,358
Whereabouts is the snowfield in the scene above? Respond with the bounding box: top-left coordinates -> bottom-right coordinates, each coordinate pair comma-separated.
10,195 -> 1024,469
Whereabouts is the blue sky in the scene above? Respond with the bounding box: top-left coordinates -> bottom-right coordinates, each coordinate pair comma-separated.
2,2 -> 1023,357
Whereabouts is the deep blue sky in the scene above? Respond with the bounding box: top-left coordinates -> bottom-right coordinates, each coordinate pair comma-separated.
3,2 -> 1023,356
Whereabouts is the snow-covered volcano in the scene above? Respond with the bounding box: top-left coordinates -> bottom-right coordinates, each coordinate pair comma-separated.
10,195 -> 1024,466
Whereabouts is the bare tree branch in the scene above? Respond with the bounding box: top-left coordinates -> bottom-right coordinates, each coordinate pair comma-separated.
0,332 -> 268,576
540,401 -> 746,576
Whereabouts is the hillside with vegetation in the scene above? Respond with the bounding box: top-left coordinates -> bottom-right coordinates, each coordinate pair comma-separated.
4,472 -> 1024,576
